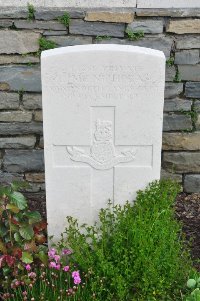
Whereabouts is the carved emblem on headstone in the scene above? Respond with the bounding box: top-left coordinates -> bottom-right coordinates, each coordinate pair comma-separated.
67,119 -> 136,170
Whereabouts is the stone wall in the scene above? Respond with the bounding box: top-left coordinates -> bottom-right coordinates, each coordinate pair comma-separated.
0,5 -> 200,197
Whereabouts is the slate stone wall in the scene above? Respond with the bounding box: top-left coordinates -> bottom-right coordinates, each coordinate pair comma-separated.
0,6 -> 200,197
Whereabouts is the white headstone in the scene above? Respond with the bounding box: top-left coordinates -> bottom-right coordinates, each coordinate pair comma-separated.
41,44 -> 165,240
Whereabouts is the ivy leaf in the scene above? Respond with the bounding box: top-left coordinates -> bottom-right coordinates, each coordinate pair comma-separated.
26,211 -> 42,224
21,252 -> 33,264
10,192 -> 27,210
19,225 -> 34,240
6,204 -> 20,213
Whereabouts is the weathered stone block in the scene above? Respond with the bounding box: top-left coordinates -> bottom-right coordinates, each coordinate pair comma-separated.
136,8 -> 200,17
0,66 -> 41,92
0,8 -> 27,19
69,20 -> 125,37
194,100 -> 200,112
176,36 -> 200,50
0,136 -> 36,149
163,152 -> 200,173
165,66 -> 176,82
23,94 -> 42,109
162,132 -> 200,150
0,111 -> 32,122
46,35 -> 92,46
0,19 -> 13,27
167,19 -> 200,34
160,169 -> 182,183
178,65 -> 200,81
23,182 -> 46,193
196,114 -> 200,130
164,83 -> 183,99
185,82 -> 200,98
163,114 -> 192,131
85,11 -> 134,23
0,122 -> 43,135
164,98 -> 192,112
43,30 -> 68,36
14,20 -> 67,30
127,20 -> 163,34
35,9 -> 84,20
0,30 -> 40,54
25,172 -> 45,182
0,171 -> 23,185
184,175 -> 200,193
96,35 -> 173,58
39,137 -> 44,148
175,50 -> 200,65
34,111 -> 43,121
3,150 -> 44,173
0,93 -> 19,109
0,55 -> 40,65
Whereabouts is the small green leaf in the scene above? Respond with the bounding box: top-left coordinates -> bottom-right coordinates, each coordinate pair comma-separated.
19,225 -> 34,240
26,211 -> 42,224
10,191 -> 27,210
14,232 -> 22,242
21,252 -> 33,264
187,279 -> 197,289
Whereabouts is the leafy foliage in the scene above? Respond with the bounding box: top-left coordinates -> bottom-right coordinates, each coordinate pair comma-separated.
58,12 -> 70,27
125,29 -> 144,41
185,275 -> 200,301
58,180 -> 194,301
95,35 -> 111,41
166,57 -> 175,67
27,3 -> 35,21
38,37 -> 57,55
0,182 -> 47,285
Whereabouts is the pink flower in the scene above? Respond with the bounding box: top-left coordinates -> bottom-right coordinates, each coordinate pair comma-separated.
62,249 -> 72,255
55,264 -> 60,270
72,271 -> 80,278
63,265 -> 70,272
48,248 -> 56,259
49,261 -> 57,268
28,272 -> 36,279
25,264 -> 31,271
54,255 -> 60,263
73,276 -> 81,285
72,270 -> 81,284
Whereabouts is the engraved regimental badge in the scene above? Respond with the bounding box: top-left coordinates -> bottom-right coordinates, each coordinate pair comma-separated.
67,119 -> 136,170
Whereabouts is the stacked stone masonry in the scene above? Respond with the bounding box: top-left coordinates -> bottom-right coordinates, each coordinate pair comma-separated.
0,5 -> 200,196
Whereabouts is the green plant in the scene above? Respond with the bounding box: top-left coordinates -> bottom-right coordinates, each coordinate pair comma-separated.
38,37 -> 57,55
1,248 -> 88,301
58,180 -> 193,301
166,57 -> 174,67
125,29 -> 144,41
95,35 -> 111,41
185,276 -> 200,301
173,69 -> 181,82
27,3 -> 35,21
58,12 -> 70,27
0,182 -> 47,285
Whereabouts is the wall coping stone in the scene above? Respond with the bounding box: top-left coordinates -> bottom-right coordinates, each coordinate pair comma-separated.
0,0 -> 200,8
